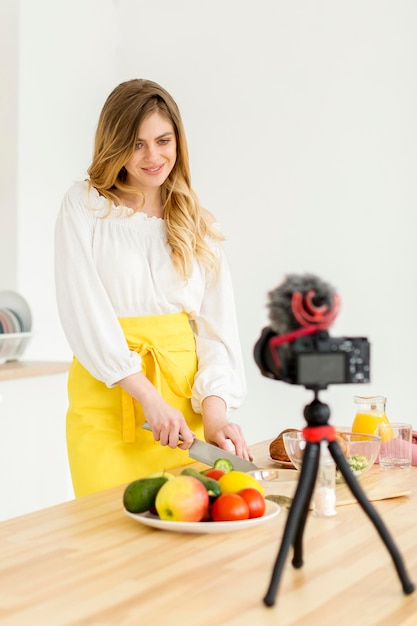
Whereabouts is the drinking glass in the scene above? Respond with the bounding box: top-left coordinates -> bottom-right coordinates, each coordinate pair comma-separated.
378,422 -> 412,469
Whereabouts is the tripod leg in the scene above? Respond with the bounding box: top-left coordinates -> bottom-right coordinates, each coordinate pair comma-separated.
292,443 -> 320,568
264,442 -> 320,607
328,440 -> 415,595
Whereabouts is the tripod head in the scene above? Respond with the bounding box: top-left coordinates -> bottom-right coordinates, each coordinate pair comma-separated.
303,388 -> 331,428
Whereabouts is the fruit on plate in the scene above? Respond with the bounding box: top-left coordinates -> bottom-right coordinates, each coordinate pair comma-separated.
218,470 -> 265,496
123,476 -> 170,514
203,468 -> 225,481
238,488 -> 266,519
155,475 -> 209,522
181,467 -> 221,497
210,493 -> 250,522
123,464 -> 266,523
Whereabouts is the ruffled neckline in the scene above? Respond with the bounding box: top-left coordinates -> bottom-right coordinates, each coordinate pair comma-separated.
85,181 -> 164,222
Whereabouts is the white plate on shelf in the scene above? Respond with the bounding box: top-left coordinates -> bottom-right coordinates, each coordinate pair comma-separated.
0,291 -> 32,332
124,500 -> 280,534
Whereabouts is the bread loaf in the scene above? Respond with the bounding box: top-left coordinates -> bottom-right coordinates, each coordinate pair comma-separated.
269,428 -> 301,464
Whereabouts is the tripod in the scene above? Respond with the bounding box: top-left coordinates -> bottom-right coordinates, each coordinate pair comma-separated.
263,389 -> 415,607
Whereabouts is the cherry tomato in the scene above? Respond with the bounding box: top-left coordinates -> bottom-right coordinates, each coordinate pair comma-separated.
210,493 -> 249,522
203,469 -> 225,481
238,488 -> 266,519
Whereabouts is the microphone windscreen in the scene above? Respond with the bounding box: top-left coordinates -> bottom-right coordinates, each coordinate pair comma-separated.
267,273 -> 337,335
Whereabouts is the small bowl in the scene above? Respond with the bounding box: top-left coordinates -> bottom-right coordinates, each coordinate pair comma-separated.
246,469 -> 281,482
283,430 -> 381,481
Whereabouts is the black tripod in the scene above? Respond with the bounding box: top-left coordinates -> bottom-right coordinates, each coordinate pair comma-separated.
263,390 -> 415,607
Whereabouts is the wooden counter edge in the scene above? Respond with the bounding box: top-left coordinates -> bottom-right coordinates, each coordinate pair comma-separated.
0,360 -> 71,381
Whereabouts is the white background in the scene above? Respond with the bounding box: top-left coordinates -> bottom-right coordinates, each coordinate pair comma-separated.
1,0 -> 417,450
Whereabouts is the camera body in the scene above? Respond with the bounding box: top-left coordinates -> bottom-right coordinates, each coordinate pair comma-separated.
254,327 -> 370,390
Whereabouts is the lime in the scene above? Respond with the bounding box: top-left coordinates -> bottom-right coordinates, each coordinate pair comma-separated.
218,470 -> 264,496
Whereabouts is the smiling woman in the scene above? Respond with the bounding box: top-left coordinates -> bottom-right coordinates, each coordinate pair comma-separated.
54,78 -> 251,498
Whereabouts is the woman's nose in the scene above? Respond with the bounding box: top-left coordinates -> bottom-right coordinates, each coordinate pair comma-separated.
144,144 -> 158,161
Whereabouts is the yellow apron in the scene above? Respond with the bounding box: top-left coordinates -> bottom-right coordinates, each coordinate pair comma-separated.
66,313 -> 203,497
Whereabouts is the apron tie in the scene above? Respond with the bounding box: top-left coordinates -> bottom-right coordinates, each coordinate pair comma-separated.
122,339 -> 194,443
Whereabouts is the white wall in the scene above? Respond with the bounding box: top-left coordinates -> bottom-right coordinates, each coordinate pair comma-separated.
7,0 -> 417,447
0,0 -> 18,288
16,0 -> 119,359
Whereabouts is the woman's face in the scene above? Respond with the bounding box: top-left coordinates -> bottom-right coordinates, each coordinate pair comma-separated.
123,110 -> 177,193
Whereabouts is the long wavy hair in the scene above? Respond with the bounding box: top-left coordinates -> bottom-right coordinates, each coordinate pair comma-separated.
87,78 -> 224,279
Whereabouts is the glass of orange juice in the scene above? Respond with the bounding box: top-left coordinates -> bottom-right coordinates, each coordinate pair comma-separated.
352,396 -> 390,436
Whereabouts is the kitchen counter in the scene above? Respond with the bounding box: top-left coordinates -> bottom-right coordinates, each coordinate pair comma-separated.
0,440 -> 416,625
0,360 -> 70,381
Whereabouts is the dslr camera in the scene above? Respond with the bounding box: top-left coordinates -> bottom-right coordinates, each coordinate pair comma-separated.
254,327 -> 370,390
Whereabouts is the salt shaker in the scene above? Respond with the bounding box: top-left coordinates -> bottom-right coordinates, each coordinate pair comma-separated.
313,442 -> 337,517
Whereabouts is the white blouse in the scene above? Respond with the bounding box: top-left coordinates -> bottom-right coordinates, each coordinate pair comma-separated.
54,181 -> 246,415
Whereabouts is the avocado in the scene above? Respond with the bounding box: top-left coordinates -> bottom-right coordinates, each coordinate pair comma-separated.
123,476 -> 169,513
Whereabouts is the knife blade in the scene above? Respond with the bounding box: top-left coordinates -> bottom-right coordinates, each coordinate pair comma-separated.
142,422 -> 258,472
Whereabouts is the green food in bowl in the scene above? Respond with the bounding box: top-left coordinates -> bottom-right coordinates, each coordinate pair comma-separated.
336,454 -> 369,481
282,430 -> 381,481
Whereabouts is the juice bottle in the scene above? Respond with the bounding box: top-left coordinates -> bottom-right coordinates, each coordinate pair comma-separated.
352,396 -> 390,436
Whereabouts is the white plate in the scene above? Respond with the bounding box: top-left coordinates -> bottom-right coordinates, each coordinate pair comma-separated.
0,291 -> 32,331
124,500 -> 280,534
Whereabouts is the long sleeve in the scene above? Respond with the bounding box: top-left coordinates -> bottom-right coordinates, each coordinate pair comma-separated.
54,182 -> 142,386
189,242 -> 247,416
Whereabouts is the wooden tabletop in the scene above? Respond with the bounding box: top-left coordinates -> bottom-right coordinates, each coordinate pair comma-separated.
0,360 -> 70,381
1,440 -> 416,626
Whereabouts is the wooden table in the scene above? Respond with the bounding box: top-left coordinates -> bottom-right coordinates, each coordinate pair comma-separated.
0,360 -> 70,381
1,441 -> 416,626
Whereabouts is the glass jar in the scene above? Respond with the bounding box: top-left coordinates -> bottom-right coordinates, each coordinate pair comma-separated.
352,395 -> 390,436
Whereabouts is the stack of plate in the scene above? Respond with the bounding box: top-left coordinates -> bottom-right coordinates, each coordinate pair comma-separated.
0,291 -> 32,364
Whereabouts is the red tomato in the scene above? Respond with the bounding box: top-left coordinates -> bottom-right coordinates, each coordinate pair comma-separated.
210,493 -> 249,522
203,469 -> 225,480
238,488 -> 266,519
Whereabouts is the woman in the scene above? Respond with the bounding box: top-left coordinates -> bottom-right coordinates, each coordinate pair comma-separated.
55,79 -> 250,497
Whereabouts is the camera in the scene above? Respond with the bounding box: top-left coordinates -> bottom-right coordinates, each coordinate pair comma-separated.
254,327 -> 370,390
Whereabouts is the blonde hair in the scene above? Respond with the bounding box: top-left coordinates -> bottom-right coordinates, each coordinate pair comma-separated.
87,79 -> 224,279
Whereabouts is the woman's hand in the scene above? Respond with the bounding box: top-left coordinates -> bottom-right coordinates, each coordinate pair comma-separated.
202,396 -> 253,461
117,372 -> 195,449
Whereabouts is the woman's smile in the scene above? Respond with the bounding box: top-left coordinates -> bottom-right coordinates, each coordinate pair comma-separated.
142,163 -> 165,175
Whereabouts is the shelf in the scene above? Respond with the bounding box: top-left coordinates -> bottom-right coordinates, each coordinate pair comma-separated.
0,361 -> 70,381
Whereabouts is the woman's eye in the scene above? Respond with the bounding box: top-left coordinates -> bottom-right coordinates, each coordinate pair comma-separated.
135,142 -> 143,150
158,139 -> 169,145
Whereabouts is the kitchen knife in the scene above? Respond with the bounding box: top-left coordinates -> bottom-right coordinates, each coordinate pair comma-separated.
142,422 -> 258,471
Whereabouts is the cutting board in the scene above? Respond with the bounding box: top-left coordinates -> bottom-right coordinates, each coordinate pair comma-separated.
259,468 -> 411,507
